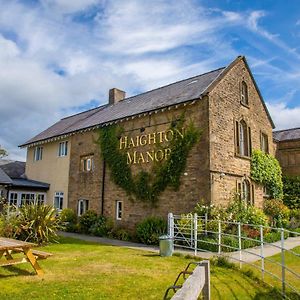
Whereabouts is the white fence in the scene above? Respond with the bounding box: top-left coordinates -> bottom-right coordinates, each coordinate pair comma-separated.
168,213 -> 300,299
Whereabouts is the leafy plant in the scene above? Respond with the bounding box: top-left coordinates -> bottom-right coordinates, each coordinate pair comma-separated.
60,208 -> 78,232
90,215 -> 113,237
251,150 -> 283,199
136,216 -> 167,245
263,199 -> 290,228
17,204 -> 62,244
79,210 -> 98,234
97,114 -> 201,205
282,175 -> 300,209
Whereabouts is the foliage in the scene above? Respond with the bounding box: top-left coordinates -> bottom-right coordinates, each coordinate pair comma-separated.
251,150 -> 283,199
263,199 -> 290,228
289,209 -> 300,230
109,228 -> 131,241
97,115 -> 201,205
136,216 -> 167,245
0,145 -> 8,158
17,204 -> 62,244
60,208 -> 78,232
226,198 -> 269,226
90,215 -> 113,237
78,210 -> 98,234
0,208 -> 21,238
282,175 -> 300,209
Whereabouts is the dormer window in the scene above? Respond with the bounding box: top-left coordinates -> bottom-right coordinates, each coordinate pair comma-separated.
241,81 -> 249,106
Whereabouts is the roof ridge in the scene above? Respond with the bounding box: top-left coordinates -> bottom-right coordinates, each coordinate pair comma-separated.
122,67 -> 226,103
273,127 -> 300,133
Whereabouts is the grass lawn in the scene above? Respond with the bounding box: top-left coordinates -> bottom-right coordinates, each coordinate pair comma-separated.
245,246 -> 300,295
0,237 -> 282,300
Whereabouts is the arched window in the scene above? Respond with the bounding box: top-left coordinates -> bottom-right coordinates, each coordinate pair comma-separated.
241,81 -> 249,105
242,179 -> 251,204
235,120 -> 251,157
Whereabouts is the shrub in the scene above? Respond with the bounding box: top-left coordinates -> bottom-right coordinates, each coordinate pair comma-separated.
197,236 -> 218,252
60,208 -> 77,232
264,230 -> 289,243
90,216 -> 113,237
79,210 -> 98,233
264,199 -> 290,228
136,216 -> 167,245
17,204 -> 62,244
110,228 -> 131,241
289,209 -> 300,230
282,175 -> 300,209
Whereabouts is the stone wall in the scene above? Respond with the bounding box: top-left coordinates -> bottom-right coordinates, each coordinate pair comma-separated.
275,140 -> 300,176
68,101 -> 211,229
208,58 -> 274,208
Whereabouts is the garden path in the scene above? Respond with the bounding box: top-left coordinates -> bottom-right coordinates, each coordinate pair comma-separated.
59,231 -> 300,263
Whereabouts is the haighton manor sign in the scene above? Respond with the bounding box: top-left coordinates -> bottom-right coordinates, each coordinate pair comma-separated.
119,127 -> 185,165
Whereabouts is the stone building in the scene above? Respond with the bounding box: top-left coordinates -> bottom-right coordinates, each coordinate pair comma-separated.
273,128 -> 300,176
20,56 -> 275,228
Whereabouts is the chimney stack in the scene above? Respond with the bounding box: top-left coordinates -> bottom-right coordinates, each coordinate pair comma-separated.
109,88 -> 126,105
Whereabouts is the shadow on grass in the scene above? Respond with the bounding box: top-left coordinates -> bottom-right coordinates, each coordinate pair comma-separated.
0,266 -> 34,278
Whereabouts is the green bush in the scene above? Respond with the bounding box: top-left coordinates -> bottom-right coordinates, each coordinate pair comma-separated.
110,228 -> 131,241
60,208 -> 77,232
136,216 -> 167,245
282,175 -> 300,209
263,199 -> 290,228
264,230 -> 289,243
17,204 -> 62,244
197,236 -> 218,252
79,210 -> 98,234
90,216 -> 113,237
251,150 -> 283,199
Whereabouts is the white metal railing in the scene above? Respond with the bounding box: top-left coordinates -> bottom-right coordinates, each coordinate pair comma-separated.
168,213 -> 300,299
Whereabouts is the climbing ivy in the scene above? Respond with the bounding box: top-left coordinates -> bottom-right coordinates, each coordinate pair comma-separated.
251,150 -> 283,199
97,115 -> 201,205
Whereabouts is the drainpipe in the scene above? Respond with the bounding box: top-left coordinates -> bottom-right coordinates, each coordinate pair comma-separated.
101,160 -> 106,215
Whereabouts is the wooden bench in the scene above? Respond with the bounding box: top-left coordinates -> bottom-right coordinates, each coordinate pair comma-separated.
7,248 -> 52,260
164,260 -> 210,300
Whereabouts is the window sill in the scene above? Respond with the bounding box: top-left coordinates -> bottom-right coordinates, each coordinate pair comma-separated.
240,101 -> 250,109
235,154 -> 251,161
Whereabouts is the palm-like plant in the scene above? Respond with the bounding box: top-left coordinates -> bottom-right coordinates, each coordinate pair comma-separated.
18,204 -> 62,244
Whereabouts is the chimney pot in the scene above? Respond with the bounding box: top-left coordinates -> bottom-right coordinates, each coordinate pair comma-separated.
109,88 -> 126,105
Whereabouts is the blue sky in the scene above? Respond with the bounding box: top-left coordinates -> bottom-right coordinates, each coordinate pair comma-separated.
0,0 -> 300,160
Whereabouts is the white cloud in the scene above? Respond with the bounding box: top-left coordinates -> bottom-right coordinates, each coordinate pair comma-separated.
0,0 -> 299,161
267,102 -> 300,130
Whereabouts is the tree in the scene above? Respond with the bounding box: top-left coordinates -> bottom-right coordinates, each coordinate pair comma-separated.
0,146 -> 8,158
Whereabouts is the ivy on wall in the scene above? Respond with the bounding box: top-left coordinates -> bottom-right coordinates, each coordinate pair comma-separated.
250,150 -> 283,199
282,175 -> 300,209
97,115 -> 202,205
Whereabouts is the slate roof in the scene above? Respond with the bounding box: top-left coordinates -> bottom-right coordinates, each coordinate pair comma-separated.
273,127 -> 300,142
0,160 -> 49,189
11,178 -> 50,189
20,55 -> 275,147
0,161 -> 25,179
0,168 -> 13,185
20,67 -> 226,147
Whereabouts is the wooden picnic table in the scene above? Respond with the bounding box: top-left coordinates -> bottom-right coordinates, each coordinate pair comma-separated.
0,237 -> 45,275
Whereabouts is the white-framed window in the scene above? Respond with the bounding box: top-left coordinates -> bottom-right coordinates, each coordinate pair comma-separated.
58,141 -> 68,157
37,194 -> 45,205
34,146 -> 43,161
9,192 -> 18,206
81,155 -> 94,172
78,199 -> 89,216
116,200 -> 123,220
54,192 -> 64,210
21,193 -> 35,206
241,81 -> 249,106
